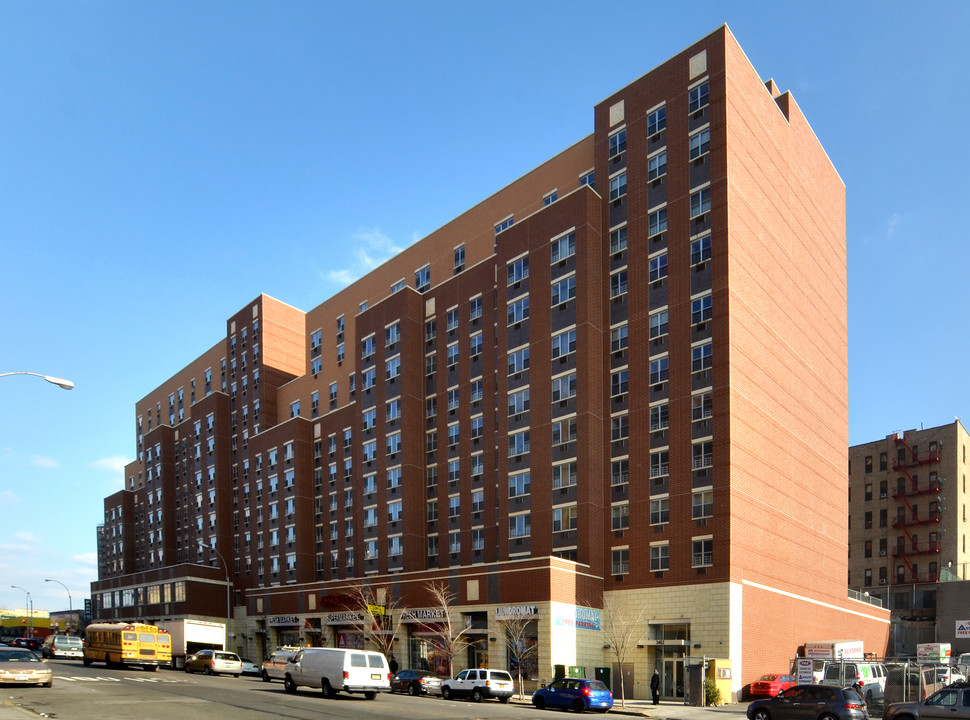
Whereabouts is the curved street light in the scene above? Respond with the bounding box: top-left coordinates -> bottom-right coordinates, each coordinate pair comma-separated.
198,542 -> 232,651
11,585 -> 33,637
0,371 -> 74,390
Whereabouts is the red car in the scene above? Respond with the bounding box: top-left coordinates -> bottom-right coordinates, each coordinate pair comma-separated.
751,673 -> 797,697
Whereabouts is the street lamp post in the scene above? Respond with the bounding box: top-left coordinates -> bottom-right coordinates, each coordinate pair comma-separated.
199,543 -> 231,651
11,586 -> 32,637
45,578 -> 74,634
0,371 -> 74,390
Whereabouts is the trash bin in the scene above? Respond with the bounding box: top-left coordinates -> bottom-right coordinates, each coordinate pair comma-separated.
554,664 -> 566,680
569,665 -> 586,678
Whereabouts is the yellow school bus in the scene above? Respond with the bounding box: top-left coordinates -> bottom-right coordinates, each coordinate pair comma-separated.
83,623 -> 172,671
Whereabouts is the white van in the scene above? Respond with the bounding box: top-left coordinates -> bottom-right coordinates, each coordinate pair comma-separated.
283,647 -> 390,699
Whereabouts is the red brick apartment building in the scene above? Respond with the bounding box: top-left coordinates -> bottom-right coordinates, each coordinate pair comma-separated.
92,25 -> 889,700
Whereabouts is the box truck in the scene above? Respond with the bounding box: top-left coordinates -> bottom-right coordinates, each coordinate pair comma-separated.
157,619 -> 226,669
916,643 -> 951,662
802,640 -> 865,682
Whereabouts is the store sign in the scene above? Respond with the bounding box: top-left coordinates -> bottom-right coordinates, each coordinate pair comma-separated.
554,607 -> 600,631
956,620 -> 970,638
401,608 -> 448,622
268,615 -> 300,627
327,612 -> 364,626
496,605 -> 538,619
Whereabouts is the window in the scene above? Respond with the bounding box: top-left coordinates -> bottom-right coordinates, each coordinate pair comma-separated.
495,216 -> 514,235
649,357 -> 668,385
508,388 -> 530,415
448,459 -> 460,481
470,415 -> 484,440
610,226 -> 627,254
447,343 -> 459,367
454,245 -> 465,272
415,265 -> 431,293
446,307 -> 459,331
551,275 -> 576,306
649,310 -> 669,339
689,128 -> 711,160
507,257 -> 529,285
363,440 -> 377,462
552,461 -> 577,488
470,296 -> 482,320
362,408 -> 377,430
388,500 -> 403,522
649,208 -> 668,238
329,381 -> 338,403
693,441 -> 713,469
551,328 -> 577,358
508,296 -> 530,325
448,495 -> 461,518
364,507 -> 378,527
692,537 -> 713,567
609,172 -> 627,201
610,369 -> 628,397
693,489 -> 713,519
651,449 -> 669,478
551,232 -> 576,262
650,543 -> 670,571
471,528 -> 485,550
471,452 -> 483,476
647,106 -> 666,135
649,253 -> 668,282
390,278 -> 405,293
470,379 -> 483,402
385,355 -> 401,379
543,190 -> 557,205
508,346 -> 530,374
553,505 -> 579,532
509,513 -> 531,539
361,335 -> 375,359
388,536 -> 403,557
385,322 -> 400,346
864,511 -> 873,529
692,295 -> 712,324
579,170 -> 594,189
612,547 -> 629,575
290,400 -> 300,418
386,432 -> 402,454
610,269 -> 628,298
387,467 -> 402,489
310,330 -> 322,349
691,234 -> 712,265
447,387 -> 460,411
469,332 -> 483,357
608,128 -> 627,158
650,403 -> 669,431
692,342 -> 712,372
611,414 -> 629,441
612,459 -> 629,486
648,151 -> 667,181
691,187 -> 711,218
552,417 -> 577,445
386,398 -> 401,421
447,424 -> 459,448
509,471 -> 531,498
552,373 -> 577,402
611,324 -> 628,352
650,497 -> 670,525
427,535 -> 438,558
689,81 -> 709,113
448,531 -> 461,554
508,429 -> 530,456
611,503 -> 629,530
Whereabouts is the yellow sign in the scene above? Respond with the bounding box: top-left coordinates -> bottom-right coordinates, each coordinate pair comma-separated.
368,604 -> 385,616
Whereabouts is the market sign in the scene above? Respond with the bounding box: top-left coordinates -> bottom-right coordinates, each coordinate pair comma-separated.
401,608 -> 448,622
268,615 -> 300,627
327,612 -> 365,625
956,620 -> 970,638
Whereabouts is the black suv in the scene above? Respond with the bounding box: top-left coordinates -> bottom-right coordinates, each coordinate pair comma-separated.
11,637 -> 44,653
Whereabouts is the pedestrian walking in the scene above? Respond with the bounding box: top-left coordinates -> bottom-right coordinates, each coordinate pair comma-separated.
389,654 -> 399,674
651,668 -> 661,705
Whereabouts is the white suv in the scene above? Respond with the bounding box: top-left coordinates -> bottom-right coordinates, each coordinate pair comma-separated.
441,668 -> 514,702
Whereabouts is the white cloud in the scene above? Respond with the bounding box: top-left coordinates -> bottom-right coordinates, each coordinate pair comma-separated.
72,552 -> 98,568
326,227 -> 405,287
886,212 -> 901,238
14,531 -> 39,543
91,455 -> 130,476
0,490 -> 18,505
31,455 -> 59,468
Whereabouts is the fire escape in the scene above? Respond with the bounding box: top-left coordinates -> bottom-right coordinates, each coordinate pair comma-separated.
890,433 -> 942,584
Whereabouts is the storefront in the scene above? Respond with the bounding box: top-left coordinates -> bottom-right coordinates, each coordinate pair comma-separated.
326,611 -> 366,649
268,615 -> 302,648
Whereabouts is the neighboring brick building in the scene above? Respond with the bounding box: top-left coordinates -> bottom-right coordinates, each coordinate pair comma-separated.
92,25 -> 889,700
848,420 -> 970,655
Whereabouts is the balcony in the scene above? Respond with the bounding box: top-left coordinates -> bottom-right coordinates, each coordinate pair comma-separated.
891,510 -> 941,529
891,540 -> 940,557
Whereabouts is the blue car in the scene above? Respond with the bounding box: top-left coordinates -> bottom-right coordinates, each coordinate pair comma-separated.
533,677 -> 614,713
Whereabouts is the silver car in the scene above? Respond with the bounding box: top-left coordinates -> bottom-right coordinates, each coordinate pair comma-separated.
884,682 -> 970,720
184,649 -> 243,677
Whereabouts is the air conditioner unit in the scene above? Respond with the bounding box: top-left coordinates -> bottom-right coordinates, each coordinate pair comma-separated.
879,579 -> 887,584
880,550 -> 887,556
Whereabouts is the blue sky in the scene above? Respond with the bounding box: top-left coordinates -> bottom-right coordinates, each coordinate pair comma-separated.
1,1 -> 968,614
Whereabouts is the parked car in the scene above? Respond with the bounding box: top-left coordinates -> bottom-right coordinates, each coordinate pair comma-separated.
283,647 -> 390,699
746,685 -> 868,720
184,649 -> 243,676
390,669 -> 444,696
936,666 -> 967,686
0,647 -> 53,687
822,662 -> 888,704
260,646 -> 300,683
885,666 -> 944,704
41,635 -> 84,659
240,657 -> 260,676
884,680 -> 970,720
751,674 -> 798,697
441,668 -> 514,703
532,677 -> 613,713
10,637 -> 44,653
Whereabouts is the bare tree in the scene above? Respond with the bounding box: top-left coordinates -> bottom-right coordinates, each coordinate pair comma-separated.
499,608 -> 539,699
425,581 -> 476,677
598,593 -> 649,708
344,584 -> 406,660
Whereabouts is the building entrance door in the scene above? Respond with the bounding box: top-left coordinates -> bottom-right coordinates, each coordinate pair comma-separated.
663,657 -> 685,700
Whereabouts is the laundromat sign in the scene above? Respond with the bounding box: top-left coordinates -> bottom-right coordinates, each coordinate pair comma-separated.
496,605 -> 538,619
554,607 -> 601,631
956,620 -> 970,638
